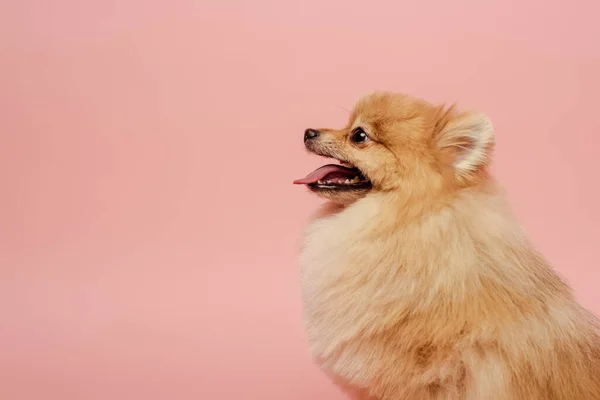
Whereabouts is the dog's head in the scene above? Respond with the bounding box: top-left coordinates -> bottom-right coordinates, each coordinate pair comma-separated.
294,92 -> 495,204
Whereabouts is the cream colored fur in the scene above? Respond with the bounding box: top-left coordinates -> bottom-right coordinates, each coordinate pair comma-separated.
298,92 -> 600,399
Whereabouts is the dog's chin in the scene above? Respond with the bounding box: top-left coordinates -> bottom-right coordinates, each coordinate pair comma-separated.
308,181 -> 372,204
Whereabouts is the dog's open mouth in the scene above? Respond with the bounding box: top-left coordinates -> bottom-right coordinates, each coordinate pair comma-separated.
293,162 -> 371,191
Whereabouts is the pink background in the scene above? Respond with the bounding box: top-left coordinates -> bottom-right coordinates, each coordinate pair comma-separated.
1,0 -> 599,399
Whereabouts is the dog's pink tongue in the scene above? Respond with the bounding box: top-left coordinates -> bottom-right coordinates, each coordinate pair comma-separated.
293,164 -> 345,185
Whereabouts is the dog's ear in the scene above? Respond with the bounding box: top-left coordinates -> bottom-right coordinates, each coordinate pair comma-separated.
434,107 -> 495,183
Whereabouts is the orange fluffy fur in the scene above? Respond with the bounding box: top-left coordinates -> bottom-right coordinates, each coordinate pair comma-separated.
298,92 -> 600,399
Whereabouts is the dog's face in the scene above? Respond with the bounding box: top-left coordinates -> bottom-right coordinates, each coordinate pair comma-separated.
294,92 -> 495,204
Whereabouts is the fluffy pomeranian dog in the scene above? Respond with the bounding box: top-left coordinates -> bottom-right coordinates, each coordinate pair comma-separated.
294,92 -> 600,399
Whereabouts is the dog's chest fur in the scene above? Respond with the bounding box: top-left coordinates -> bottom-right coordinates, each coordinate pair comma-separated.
297,197 -> 472,391
299,196 -> 474,359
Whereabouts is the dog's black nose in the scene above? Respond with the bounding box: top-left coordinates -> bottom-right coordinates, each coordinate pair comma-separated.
304,128 -> 320,142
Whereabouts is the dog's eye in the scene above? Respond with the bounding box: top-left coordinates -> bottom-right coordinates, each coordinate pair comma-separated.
350,127 -> 369,143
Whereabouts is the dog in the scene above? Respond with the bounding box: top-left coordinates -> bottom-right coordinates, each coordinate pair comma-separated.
294,92 -> 600,399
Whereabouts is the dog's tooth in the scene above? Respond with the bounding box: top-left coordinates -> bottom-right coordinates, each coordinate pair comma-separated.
352,176 -> 360,183
317,180 -> 323,184
345,179 -> 351,184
